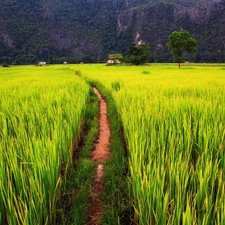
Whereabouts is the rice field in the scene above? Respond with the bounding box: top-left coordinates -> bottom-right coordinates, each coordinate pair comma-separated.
75,63 -> 225,224
0,65 -> 89,224
1,63 -> 225,224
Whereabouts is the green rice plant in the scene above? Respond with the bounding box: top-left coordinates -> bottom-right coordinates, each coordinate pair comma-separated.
141,70 -> 151,74
0,66 -> 89,224
76,64 -> 225,224
111,81 -> 121,91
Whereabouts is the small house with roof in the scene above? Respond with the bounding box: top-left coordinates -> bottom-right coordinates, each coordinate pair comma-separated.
106,54 -> 123,65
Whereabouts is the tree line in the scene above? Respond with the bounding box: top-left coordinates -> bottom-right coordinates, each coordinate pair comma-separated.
115,30 -> 197,68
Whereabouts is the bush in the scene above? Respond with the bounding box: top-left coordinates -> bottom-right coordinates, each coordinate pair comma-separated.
142,71 -> 151,75
112,81 -> 121,91
2,63 -> 9,67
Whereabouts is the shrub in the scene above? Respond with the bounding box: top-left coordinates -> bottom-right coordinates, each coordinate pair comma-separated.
142,71 -> 151,74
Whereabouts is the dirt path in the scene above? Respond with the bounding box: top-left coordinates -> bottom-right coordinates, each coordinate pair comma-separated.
87,87 -> 111,225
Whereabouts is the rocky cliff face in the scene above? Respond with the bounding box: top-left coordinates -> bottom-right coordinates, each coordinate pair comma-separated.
174,0 -> 224,23
117,0 -> 225,62
0,0 -> 224,64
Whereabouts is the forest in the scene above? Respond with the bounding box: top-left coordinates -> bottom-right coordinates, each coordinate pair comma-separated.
0,0 -> 224,64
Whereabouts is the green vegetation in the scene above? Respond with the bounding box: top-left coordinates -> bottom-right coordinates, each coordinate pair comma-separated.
57,87 -> 98,224
1,64 -> 225,224
0,0 -> 224,64
167,30 -> 198,68
85,80 -> 131,224
0,66 -> 89,224
108,54 -> 123,60
75,63 -> 225,224
124,43 -> 151,65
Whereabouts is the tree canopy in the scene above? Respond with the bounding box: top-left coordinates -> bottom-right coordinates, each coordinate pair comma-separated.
125,43 -> 151,65
167,30 -> 198,68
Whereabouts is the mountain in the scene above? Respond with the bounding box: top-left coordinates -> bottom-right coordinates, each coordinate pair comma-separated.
0,0 -> 224,64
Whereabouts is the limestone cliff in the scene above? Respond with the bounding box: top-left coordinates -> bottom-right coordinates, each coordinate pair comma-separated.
0,0 -> 224,64
117,0 -> 225,62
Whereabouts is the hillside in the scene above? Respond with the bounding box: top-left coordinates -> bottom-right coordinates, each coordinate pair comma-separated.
0,0 -> 224,64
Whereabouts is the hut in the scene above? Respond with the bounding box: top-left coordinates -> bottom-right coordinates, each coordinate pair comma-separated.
38,62 -> 46,66
106,54 -> 123,65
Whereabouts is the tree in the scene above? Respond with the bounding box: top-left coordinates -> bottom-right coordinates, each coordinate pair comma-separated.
48,55 -> 53,64
167,30 -> 197,68
125,43 -> 150,65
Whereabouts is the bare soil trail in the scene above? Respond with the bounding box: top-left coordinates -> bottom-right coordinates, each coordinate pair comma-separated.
87,87 -> 111,225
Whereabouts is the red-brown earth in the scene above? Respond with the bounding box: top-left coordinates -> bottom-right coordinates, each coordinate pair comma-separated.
87,87 -> 111,225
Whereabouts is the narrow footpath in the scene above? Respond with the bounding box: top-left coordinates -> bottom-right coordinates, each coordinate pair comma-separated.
87,87 -> 111,225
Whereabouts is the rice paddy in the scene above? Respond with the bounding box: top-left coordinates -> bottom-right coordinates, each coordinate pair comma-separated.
1,63 -> 225,224
0,66 -> 89,224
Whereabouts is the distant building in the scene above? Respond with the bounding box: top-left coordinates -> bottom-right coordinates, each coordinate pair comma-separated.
38,62 -> 46,66
107,59 -> 121,65
106,54 -> 123,65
